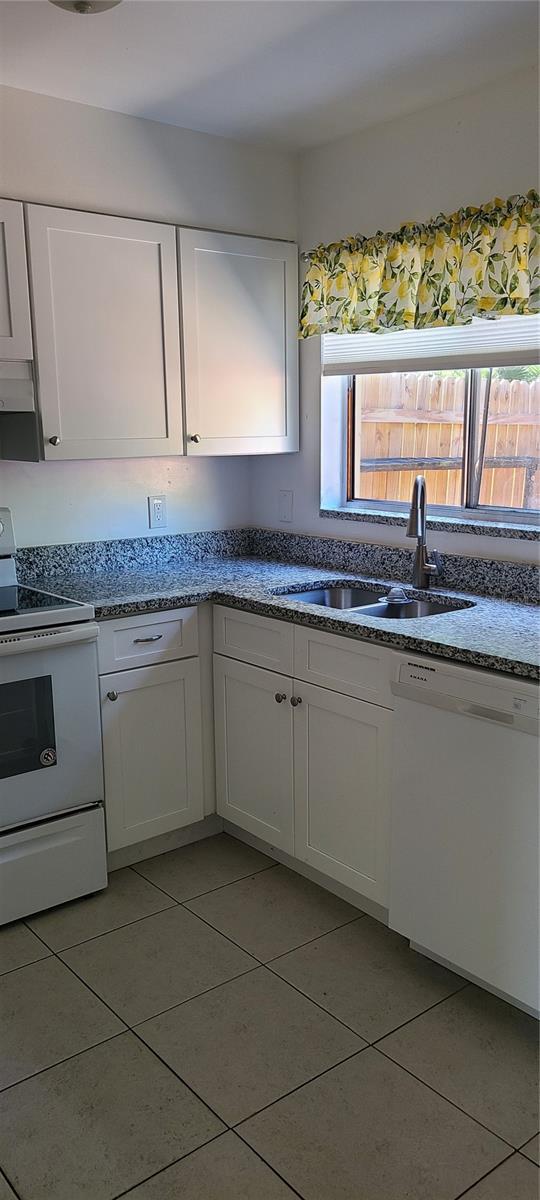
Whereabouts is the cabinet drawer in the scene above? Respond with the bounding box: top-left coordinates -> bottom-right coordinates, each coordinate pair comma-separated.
294,625 -> 393,707
98,607 -> 198,674
213,605 -> 294,675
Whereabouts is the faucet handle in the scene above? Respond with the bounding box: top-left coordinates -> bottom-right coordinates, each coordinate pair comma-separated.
425,550 -> 443,578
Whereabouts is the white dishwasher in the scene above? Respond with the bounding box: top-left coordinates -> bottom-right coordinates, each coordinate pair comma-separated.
389,653 -> 539,1015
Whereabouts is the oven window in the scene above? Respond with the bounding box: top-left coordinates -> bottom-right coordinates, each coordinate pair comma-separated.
0,676 -> 57,780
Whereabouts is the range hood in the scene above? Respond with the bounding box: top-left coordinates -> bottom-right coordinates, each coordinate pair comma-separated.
0,363 -> 41,461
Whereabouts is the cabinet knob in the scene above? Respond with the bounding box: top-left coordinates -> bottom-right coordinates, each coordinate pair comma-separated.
48,436 -> 61,446
190,434 -> 202,444
107,690 -> 119,702
274,692 -> 287,704
290,696 -> 303,707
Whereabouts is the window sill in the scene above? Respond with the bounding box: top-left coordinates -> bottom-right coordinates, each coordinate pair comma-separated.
320,505 -> 540,541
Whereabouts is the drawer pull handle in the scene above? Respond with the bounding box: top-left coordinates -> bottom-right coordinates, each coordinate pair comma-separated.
107,690 -> 118,702
290,696 -> 303,707
133,635 -> 163,644
274,692 -> 287,703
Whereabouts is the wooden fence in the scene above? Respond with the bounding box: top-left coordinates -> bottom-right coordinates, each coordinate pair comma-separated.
353,373 -> 540,511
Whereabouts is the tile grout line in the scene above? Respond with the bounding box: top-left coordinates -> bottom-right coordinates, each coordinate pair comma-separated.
130,963 -> 262,1029
109,1129 -> 307,1200
128,1024 -> 232,1130
26,859 -> 281,956
0,1165 -> 23,1200
26,898 -> 181,955
180,899 -> 363,972
132,1021 -> 367,1137
368,980 -> 470,1045
261,913 -> 366,964
231,1047 -> 369,1130
451,1151 -> 521,1200
517,1131 -> 540,1150
18,836 -> 278,956
0,952 -> 54,980
0,1029 -> 127,1098
262,961 -> 370,1043
372,1044 -> 520,1152
2,915 -> 369,1101
109,1131 -> 233,1200
223,1134 -> 308,1200
130,859 -> 279,902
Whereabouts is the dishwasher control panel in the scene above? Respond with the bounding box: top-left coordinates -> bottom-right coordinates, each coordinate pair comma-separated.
395,658 -> 539,723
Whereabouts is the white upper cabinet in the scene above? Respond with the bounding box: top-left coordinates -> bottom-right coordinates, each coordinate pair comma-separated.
179,228 -> 298,455
26,206 -> 183,460
0,199 -> 32,360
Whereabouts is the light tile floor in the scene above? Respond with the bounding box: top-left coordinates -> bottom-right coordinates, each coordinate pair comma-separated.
0,833 -> 538,1200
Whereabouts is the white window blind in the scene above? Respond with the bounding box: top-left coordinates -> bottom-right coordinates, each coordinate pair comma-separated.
322,315 -> 540,375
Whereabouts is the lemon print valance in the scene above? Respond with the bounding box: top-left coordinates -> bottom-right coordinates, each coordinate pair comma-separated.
299,190 -> 539,338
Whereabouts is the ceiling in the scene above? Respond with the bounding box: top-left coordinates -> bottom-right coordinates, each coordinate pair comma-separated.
0,0 -> 537,150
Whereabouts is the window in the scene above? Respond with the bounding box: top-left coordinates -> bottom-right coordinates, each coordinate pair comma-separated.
322,317 -> 540,524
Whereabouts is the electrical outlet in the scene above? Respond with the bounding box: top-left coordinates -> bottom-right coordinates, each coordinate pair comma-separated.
278,490 -> 293,522
148,495 -> 167,529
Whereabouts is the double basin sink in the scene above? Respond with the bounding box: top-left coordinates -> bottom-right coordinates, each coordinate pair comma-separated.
274,584 -> 472,620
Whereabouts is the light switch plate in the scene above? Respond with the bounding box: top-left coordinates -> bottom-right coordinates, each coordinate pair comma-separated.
278,490 -> 293,522
148,495 -> 167,529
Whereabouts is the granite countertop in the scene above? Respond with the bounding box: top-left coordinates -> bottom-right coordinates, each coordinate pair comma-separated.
30,555 -> 539,681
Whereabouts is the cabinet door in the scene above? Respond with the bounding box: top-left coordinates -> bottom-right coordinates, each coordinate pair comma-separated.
294,681 -> 391,905
101,659 -> 203,851
26,206 -> 183,459
0,199 -> 32,359
179,228 -> 298,455
213,653 -> 294,852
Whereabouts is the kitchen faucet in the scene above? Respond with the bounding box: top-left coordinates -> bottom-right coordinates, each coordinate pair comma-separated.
406,475 -> 442,589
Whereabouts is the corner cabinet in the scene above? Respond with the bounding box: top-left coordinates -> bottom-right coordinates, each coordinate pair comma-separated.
26,206 -> 183,459
179,228 -> 298,455
0,199 -> 32,360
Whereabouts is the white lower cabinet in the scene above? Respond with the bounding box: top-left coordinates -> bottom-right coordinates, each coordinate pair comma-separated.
294,681 -> 391,905
213,654 -> 294,852
213,650 -> 392,902
100,659 -> 204,851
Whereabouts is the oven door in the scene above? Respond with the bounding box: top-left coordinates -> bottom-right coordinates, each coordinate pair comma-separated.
0,623 -> 103,829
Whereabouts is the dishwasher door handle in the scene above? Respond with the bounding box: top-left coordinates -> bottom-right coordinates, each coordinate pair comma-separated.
461,702 -> 514,726
391,681 -> 538,736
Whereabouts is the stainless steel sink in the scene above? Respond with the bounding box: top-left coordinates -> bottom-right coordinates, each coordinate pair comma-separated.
280,586 -> 383,609
276,584 -> 473,618
357,598 -> 470,619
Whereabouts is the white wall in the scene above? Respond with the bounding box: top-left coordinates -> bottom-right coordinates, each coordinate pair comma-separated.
0,85 -> 297,546
250,67 -> 539,563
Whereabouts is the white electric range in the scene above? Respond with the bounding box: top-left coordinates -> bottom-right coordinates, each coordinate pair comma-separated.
0,508 -> 107,924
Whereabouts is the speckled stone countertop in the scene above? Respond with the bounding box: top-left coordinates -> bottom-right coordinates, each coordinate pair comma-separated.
31,556 -> 539,681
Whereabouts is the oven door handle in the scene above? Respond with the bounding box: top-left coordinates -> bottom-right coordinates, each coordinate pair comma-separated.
0,622 -> 99,657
